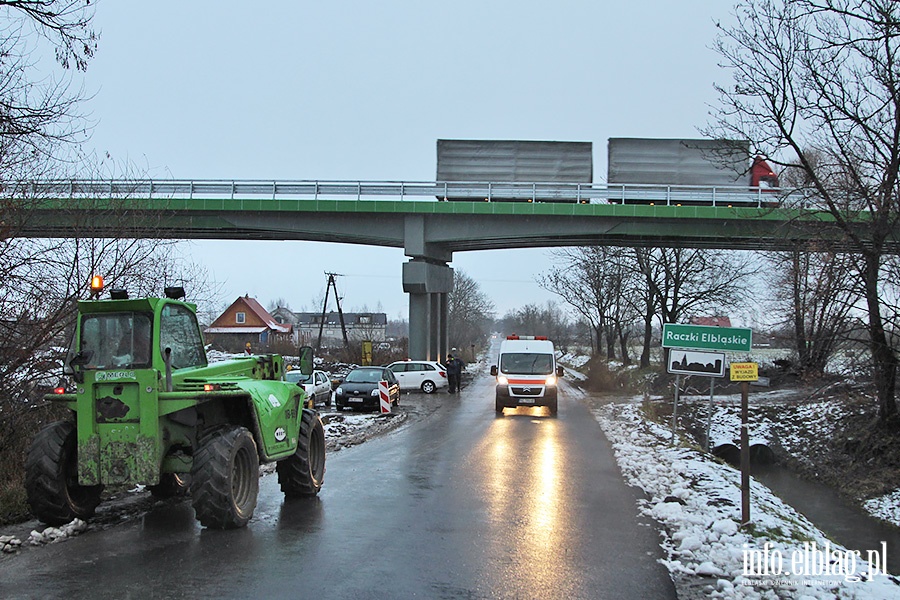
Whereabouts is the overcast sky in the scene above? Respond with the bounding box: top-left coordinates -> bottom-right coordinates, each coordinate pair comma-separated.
78,1 -> 738,319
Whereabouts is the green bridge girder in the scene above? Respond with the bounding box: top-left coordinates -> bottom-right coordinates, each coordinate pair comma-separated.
14,195 -> 887,254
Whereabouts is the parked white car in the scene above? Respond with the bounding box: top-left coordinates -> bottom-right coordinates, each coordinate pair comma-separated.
285,368 -> 334,407
386,360 -> 448,394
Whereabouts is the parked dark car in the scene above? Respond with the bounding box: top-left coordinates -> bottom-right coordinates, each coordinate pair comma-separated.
334,366 -> 400,411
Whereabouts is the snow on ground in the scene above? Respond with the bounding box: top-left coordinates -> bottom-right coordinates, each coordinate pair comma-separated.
864,490 -> 900,529
321,411 -> 406,451
557,352 -> 589,381
1,519 -> 88,554
676,391 -> 900,529
593,401 -> 900,599
558,351 -> 590,369
694,391 -> 834,450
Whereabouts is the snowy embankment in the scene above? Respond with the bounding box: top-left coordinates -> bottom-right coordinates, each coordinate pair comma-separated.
593,402 -> 899,599
694,393 -> 900,529
557,352 -> 589,382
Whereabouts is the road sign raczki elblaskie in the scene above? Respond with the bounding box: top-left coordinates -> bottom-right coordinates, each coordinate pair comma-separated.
662,323 -> 752,352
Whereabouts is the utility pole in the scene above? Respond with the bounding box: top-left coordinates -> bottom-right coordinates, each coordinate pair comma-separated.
316,272 -> 350,353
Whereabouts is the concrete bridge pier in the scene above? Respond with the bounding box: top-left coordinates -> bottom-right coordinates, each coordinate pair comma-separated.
403,259 -> 453,361
403,215 -> 453,361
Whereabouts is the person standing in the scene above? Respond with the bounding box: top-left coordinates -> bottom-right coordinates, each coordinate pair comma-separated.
446,353 -> 464,393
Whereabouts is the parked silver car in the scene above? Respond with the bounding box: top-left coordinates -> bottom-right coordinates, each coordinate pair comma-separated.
286,368 -> 334,408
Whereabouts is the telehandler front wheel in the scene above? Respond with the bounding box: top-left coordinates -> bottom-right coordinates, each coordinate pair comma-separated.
25,420 -> 103,526
276,409 -> 325,497
190,426 -> 259,529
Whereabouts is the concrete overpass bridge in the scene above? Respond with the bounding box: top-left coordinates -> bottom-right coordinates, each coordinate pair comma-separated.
11,178 -> 896,361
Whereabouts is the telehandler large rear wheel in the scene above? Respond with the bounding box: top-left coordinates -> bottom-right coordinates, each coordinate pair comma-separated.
276,409 -> 325,497
24,420 -> 103,526
190,426 -> 259,529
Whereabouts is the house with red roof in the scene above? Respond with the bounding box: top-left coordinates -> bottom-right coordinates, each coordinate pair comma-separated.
204,295 -> 293,352
689,316 -> 733,328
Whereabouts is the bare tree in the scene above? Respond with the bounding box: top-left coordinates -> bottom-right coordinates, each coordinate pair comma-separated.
631,248 -> 661,368
542,247 -> 753,366
539,247 -> 640,360
498,301 -> 575,352
267,297 -> 292,312
1,1 -> 97,70
708,0 -> 900,421
0,1 -> 97,179
448,270 -> 495,355
636,248 -> 753,327
766,247 -> 860,375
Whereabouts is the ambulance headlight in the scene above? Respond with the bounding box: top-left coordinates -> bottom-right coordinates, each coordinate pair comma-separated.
497,375 -> 508,385
545,375 -> 557,386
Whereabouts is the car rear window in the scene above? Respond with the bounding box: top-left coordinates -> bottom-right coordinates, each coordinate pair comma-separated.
285,371 -> 312,384
346,368 -> 385,383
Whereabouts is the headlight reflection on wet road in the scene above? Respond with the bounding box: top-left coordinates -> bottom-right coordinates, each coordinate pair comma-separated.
482,413 -> 569,596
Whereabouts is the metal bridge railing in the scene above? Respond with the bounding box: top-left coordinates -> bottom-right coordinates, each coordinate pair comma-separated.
9,179 -> 784,207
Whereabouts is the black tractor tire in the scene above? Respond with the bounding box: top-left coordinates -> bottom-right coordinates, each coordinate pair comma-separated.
277,409 -> 326,497
148,473 -> 190,499
190,426 -> 259,529
421,380 -> 436,394
25,420 -> 103,526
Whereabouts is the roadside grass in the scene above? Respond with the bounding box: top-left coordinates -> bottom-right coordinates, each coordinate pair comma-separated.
0,402 -> 68,526
0,479 -> 27,526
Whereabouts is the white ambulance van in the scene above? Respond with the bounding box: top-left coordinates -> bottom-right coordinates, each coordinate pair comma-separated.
490,335 -> 564,414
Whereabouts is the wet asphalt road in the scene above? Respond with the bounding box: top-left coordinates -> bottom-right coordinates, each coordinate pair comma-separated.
0,370 -> 676,599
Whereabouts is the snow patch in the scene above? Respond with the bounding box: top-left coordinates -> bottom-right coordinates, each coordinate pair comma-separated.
593,403 -> 900,599
28,519 -> 88,546
864,489 -> 900,528
0,535 -> 22,553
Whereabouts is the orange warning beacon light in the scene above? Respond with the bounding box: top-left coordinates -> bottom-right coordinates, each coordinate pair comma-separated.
89,275 -> 104,297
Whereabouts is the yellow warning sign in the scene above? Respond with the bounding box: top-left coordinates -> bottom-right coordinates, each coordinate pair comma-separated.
730,362 -> 758,381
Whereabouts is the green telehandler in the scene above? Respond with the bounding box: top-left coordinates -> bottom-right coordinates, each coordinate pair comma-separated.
25,281 -> 325,529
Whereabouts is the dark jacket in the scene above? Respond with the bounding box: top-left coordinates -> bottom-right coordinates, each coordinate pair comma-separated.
446,357 -> 464,376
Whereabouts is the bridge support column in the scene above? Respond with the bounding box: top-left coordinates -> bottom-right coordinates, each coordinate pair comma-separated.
403,215 -> 453,361
402,259 -> 452,361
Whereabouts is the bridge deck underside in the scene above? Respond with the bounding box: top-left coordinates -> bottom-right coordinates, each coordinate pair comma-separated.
16,198 -> 882,253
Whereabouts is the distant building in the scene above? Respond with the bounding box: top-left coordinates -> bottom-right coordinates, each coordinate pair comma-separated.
205,296 -> 292,352
690,316 -> 733,328
273,309 -> 387,348
270,306 -> 297,327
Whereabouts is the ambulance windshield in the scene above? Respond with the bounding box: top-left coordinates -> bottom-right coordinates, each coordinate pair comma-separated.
499,353 -> 553,375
